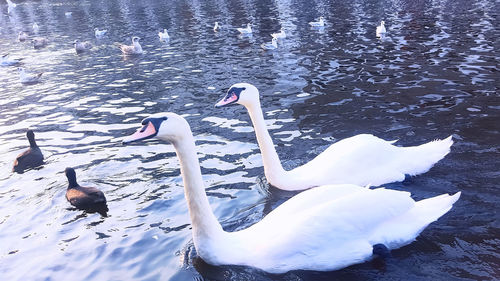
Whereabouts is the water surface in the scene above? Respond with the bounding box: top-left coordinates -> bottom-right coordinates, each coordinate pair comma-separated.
0,0 -> 498,280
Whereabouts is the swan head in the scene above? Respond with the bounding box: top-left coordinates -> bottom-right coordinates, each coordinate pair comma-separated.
215,83 -> 259,108
123,113 -> 190,144
132,36 -> 140,43
381,21 -> 385,26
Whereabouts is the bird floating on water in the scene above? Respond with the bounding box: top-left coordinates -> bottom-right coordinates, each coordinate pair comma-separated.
261,37 -> 278,50
18,67 -> 43,84
73,39 -> 92,53
213,22 -> 220,32
32,23 -> 39,34
94,28 -> 107,38
18,31 -> 28,42
215,83 -> 454,191
32,37 -> 48,49
309,17 -> 325,27
237,23 -> 252,34
1,54 -> 22,66
158,28 -> 170,41
65,12 -> 72,17
122,112 -> 461,274
6,0 -> 16,14
13,130 -> 44,173
376,21 -> 387,37
65,167 -> 108,215
119,36 -> 143,55
271,28 -> 286,39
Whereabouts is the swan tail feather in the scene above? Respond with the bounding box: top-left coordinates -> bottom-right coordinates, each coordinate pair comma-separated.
401,135 -> 453,176
371,191 -> 460,249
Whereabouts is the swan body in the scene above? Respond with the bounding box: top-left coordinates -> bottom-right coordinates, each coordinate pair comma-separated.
237,23 -> 252,34
158,29 -> 170,41
271,28 -> 286,39
120,36 -> 143,55
1,54 -> 22,66
213,22 -> 220,32
309,17 -> 325,27
73,39 -> 92,53
94,28 -> 107,37
122,112 -> 460,273
18,31 -> 28,42
261,37 -> 278,50
13,130 -> 44,173
376,21 -> 387,37
215,83 -> 454,191
18,67 -> 43,84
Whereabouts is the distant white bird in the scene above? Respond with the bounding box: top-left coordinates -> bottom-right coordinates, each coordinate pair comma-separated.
32,37 -> 48,49
213,22 -> 220,32
237,23 -> 252,34
376,21 -> 387,37
261,37 -> 278,50
6,0 -> 16,13
73,39 -> 92,53
65,12 -> 72,17
32,23 -> 39,34
1,54 -> 22,66
119,36 -> 143,55
309,17 -> 325,27
158,28 -> 170,41
94,28 -> 107,38
271,28 -> 286,39
18,67 -> 43,84
18,31 -> 28,42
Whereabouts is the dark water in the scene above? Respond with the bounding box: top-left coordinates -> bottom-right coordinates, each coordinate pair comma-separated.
0,0 -> 498,280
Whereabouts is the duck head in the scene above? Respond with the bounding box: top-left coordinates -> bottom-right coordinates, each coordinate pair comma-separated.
215,83 -> 259,108
123,113 -> 189,144
65,167 -> 79,188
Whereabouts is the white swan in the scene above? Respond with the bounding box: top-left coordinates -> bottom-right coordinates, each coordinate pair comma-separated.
261,37 -> 278,50
376,21 -> 387,37
18,67 -> 43,84
215,83 -> 454,191
237,23 -> 252,34
158,28 -> 170,41
213,22 -> 220,32
73,39 -> 92,53
119,36 -> 143,55
122,112 -> 460,273
94,28 -> 107,38
309,17 -> 325,27
271,28 -> 286,39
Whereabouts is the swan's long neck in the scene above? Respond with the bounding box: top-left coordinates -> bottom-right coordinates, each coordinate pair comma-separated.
171,133 -> 224,243
245,102 -> 286,183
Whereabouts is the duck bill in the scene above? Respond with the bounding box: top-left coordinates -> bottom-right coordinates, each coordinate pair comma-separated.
214,93 -> 238,108
123,121 -> 157,144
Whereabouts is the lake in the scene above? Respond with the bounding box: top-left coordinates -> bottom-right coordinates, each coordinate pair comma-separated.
0,0 -> 498,280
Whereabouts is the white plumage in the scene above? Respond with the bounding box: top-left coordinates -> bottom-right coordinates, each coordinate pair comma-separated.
309,17 -> 325,27
122,112 -> 460,274
94,28 -> 107,38
376,21 -> 387,37
237,23 -> 252,34
158,29 -> 170,41
18,67 -> 43,84
215,83 -> 453,191
119,36 -> 143,55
